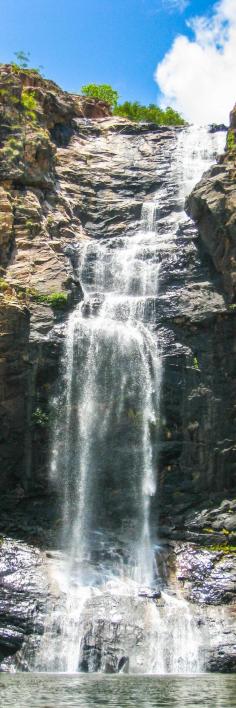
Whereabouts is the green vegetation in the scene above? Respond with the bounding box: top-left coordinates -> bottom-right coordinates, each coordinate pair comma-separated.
0,80 -> 39,167
9,50 -> 44,77
21,90 -> 38,121
193,356 -> 200,370
114,101 -> 186,126
14,51 -> 30,69
81,83 -> 119,109
203,527 -> 214,533
35,292 -> 69,308
32,407 -> 49,427
227,129 -> 235,150
27,289 -> 69,309
0,84 -> 38,126
0,278 -> 9,291
81,84 -> 185,125
207,545 -> 236,553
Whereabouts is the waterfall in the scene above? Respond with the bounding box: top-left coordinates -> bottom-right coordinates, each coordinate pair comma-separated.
51,201 -> 162,588
36,125 -> 226,674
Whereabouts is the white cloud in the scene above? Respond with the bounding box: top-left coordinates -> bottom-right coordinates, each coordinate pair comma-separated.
162,0 -> 190,13
155,0 -> 236,124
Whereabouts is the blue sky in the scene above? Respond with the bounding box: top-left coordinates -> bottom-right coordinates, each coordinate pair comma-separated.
0,0 -> 214,102
0,0 -> 235,122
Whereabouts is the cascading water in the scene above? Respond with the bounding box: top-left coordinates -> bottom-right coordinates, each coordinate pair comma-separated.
36,125 -> 226,674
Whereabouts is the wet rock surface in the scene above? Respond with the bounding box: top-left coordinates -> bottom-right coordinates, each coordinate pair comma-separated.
0,537 -> 48,669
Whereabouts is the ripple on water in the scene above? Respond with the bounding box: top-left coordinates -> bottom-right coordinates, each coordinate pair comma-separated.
0,675 -> 236,708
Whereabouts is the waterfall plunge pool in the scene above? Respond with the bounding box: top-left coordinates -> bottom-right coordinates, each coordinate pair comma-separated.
0,674 -> 236,707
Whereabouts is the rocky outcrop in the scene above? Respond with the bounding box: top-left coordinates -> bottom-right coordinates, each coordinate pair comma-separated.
0,537 -> 48,669
186,106 -> 236,301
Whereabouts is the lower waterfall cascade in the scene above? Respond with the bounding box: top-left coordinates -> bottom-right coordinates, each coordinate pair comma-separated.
35,125 -> 226,674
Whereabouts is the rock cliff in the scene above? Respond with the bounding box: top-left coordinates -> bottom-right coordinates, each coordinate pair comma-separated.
0,65 -> 235,671
186,105 -> 236,301
0,65 -> 110,498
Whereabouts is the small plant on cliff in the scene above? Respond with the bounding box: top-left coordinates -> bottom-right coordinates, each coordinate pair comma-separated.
14,51 -> 30,69
193,356 -> 200,370
0,278 -> 9,292
32,407 -> 49,428
46,292 -> 69,309
38,292 -> 69,309
28,290 -> 69,309
81,83 -> 119,109
10,51 -> 44,76
227,129 -> 235,151
21,90 -> 38,121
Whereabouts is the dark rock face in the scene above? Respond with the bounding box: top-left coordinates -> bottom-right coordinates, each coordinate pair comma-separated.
186,105 -> 236,301
0,537 -> 48,670
0,66 -> 111,497
0,66 -> 235,670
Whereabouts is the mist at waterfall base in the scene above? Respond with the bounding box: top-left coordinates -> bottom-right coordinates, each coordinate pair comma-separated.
36,127 -> 226,676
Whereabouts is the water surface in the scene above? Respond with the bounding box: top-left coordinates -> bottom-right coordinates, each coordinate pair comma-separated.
0,674 -> 236,708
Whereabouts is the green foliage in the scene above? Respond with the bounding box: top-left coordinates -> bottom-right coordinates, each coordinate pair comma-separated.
11,51 -> 44,76
41,292 -> 68,308
0,83 -> 38,125
32,290 -> 69,309
1,134 -> 23,161
207,545 -> 236,553
193,356 -> 200,370
114,101 -> 186,126
46,292 -> 69,308
14,51 -> 30,69
227,129 -> 235,151
21,90 -> 38,121
203,527 -> 214,533
32,407 -> 49,428
81,83 -> 119,108
0,278 -> 8,291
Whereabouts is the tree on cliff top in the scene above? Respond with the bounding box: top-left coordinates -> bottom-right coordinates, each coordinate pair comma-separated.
114,101 -> 186,126
9,50 -> 44,77
81,84 -> 119,109
81,84 -> 186,125
14,51 -> 30,69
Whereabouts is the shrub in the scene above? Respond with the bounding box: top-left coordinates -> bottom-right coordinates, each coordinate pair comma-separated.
32,291 -> 69,309
227,129 -> 235,151
81,83 -> 119,109
114,101 -> 186,126
46,292 -> 69,309
14,51 -> 30,69
21,90 -> 38,121
0,278 -> 9,291
11,51 -> 44,77
32,407 -> 49,427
